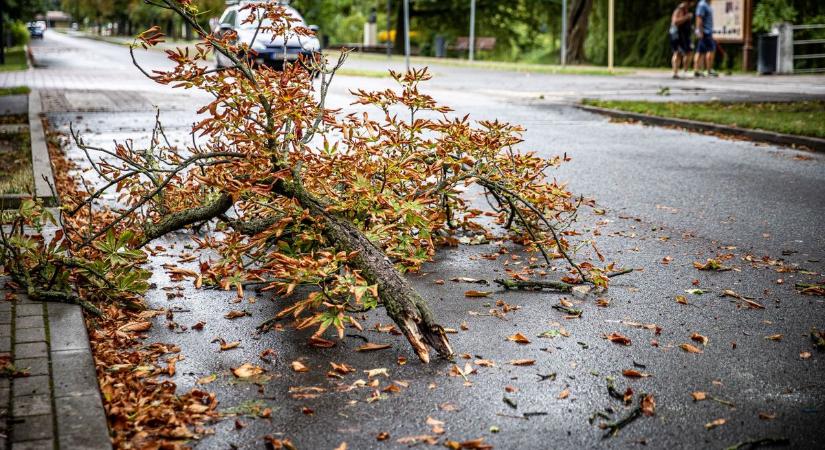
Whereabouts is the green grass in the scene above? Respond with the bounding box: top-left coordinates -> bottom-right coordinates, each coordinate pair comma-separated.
0,86 -> 31,96
0,131 -> 34,195
335,68 -> 390,78
582,99 -> 825,139
335,50 -> 633,76
0,46 -> 29,72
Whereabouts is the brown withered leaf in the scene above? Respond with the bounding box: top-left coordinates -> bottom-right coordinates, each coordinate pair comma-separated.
690,332 -> 709,345
758,412 -> 776,420
691,391 -> 707,401
675,295 -> 689,305
118,321 -> 152,332
604,332 -> 631,346
764,334 -> 783,341
622,369 -> 651,378
396,435 -> 439,445
356,342 -> 392,352
558,389 -> 570,399
705,418 -> 726,429
507,332 -> 531,344
220,340 -> 241,351
509,359 -> 536,366
291,361 -> 309,372
224,310 -> 249,319
641,394 -> 656,416
444,439 -> 493,450
474,359 -> 495,367
376,432 -> 390,441
464,290 -> 491,298
232,363 -> 264,378
330,362 -> 355,374
680,343 -> 703,354
426,416 -> 445,434
192,321 -> 205,330
197,374 -> 217,385
308,336 -> 336,348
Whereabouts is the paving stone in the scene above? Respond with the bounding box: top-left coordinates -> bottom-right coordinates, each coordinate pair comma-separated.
14,328 -> 46,344
14,304 -> 44,318
12,375 -> 50,398
11,439 -> 54,450
0,386 -> 9,406
13,358 -> 49,376
14,316 -> 44,330
13,394 -> 52,417
10,414 -> 53,442
55,394 -> 111,450
52,350 -> 99,398
0,302 -> 12,313
0,323 -> 11,338
0,336 -> 10,353
0,311 -> 11,324
46,303 -> 90,352
14,342 -> 48,360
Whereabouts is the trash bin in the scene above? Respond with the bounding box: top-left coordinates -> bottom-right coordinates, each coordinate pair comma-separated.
757,34 -> 778,74
434,36 -> 446,58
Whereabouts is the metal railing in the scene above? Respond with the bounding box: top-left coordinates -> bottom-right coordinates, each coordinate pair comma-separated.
791,24 -> 825,74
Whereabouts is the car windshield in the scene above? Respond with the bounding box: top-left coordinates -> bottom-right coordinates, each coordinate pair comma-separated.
238,7 -> 304,30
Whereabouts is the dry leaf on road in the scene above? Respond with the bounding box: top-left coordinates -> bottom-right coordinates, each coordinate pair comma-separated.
356,342 -> 392,352
507,333 -> 531,344
680,343 -> 703,354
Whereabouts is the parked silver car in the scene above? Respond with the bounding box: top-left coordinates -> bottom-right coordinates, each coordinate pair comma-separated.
213,2 -> 321,70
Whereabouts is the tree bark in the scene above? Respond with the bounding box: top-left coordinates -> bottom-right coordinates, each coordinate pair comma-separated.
566,0 -> 594,64
290,186 -> 454,363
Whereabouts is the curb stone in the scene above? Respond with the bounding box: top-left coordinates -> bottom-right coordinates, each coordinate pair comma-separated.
29,90 -> 57,206
575,103 -> 825,153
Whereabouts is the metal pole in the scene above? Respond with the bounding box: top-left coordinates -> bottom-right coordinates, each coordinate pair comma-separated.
404,0 -> 410,70
561,0 -> 566,66
608,0 -> 614,72
387,0 -> 392,58
469,0 -> 476,61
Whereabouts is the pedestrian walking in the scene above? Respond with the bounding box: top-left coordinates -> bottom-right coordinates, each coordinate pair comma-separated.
693,0 -> 719,77
669,1 -> 694,79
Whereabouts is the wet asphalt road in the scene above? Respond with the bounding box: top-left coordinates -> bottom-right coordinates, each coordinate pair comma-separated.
10,31 -> 825,449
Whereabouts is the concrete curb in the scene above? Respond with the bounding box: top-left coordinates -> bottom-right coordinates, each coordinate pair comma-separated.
29,90 -> 57,207
576,104 -> 825,153
46,302 -> 112,450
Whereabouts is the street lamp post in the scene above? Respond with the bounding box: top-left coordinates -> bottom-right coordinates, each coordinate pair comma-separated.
469,0 -> 476,62
387,0 -> 392,58
403,0 -> 410,70
608,0 -> 614,72
561,0 -> 566,66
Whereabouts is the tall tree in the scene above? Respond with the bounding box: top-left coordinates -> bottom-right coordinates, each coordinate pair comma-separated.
566,0 -> 593,63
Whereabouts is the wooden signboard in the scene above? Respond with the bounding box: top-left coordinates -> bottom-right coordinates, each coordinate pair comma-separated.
712,0 -> 746,43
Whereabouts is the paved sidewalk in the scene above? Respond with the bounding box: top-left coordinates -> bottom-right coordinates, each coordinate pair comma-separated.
1,282 -> 111,449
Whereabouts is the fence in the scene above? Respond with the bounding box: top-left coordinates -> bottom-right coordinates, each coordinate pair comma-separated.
778,23 -> 825,74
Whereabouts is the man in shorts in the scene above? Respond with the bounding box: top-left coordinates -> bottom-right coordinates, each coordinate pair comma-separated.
670,2 -> 694,79
694,0 -> 719,77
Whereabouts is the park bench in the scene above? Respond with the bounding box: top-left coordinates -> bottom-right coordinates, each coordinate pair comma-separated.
452,36 -> 497,52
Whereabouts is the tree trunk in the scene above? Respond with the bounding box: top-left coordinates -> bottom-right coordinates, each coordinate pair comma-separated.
566,0 -> 593,64
294,188 -> 454,363
394,0 -> 405,55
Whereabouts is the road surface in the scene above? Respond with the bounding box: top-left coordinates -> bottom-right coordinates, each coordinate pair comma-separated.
3,31 -> 824,449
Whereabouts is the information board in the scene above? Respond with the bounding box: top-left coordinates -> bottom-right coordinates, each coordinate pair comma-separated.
712,0 -> 745,43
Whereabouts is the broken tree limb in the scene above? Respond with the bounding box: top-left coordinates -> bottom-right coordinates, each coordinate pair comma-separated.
494,269 -> 633,292
288,185 -> 454,363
